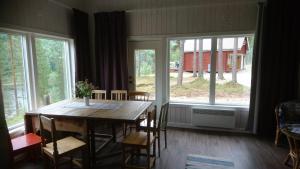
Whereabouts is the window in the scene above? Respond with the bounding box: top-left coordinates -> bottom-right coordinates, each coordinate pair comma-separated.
168,35 -> 254,106
35,37 -> 71,106
134,49 -> 156,100
0,32 -> 29,127
0,29 -> 75,128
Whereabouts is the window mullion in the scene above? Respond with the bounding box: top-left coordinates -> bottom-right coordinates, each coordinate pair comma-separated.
209,37 -> 217,105
30,34 -> 39,109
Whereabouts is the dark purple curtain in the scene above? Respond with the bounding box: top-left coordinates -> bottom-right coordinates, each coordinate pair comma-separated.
250,1 -> 300,136
0,80 -> 13,168
94,11 -> 128,95
73,9 -> 92,81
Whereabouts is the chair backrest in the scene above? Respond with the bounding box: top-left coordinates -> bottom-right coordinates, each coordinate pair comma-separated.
158,102 -> 169,130
276,101 -> 300,129
128,91 -> 150,101
146,106 -> 157,145
111,90 -> 127,100
92,90 -> 106,100
39,115 -> 59,156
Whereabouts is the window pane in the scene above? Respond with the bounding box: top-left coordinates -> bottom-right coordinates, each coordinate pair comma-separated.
0,33 -> 28,127
135,49 -> 155,100
215,36 -> 254,105
169,39 -> 211,103
35,37 -> 69,106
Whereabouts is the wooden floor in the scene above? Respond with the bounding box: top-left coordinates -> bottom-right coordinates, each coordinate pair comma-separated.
16,128 -> 290,169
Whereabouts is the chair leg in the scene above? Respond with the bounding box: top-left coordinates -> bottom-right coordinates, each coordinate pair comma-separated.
284,154 -> 291,165
70,156 -> 73,169
158,131 -> 161,157
164,129 -> 167,149
147,146 -> 151,169
122,145 -> 126,169
275,128 -> 281,146
295,160 -> 299,169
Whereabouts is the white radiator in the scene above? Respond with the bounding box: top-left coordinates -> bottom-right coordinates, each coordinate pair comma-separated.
191,107 -> 236,129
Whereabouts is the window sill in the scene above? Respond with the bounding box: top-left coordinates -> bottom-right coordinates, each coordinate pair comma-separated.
9,123 -> 25,139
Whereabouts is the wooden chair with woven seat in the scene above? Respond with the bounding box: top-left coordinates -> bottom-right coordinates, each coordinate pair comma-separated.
122,106 -> 156,169
138,102 -> 169,157
275,101 -> 300,146
128,91 -> 150,101
125,91 -> 150,135
111,90 -> 127,100
91,90 -> 106,100
281,128 -> 300,169
39,115 -> 87,169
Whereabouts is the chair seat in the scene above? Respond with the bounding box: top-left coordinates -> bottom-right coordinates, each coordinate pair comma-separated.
122,132 -> 155,146
43,136 -> 86,156
11,133 -> 42,155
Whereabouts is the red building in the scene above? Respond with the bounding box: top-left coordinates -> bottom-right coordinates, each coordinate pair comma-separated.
183,50 -> 245,72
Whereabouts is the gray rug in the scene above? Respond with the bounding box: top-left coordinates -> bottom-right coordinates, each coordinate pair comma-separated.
186,154 -> 234,169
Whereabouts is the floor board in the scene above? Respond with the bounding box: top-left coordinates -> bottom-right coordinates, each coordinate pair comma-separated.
15,128 -> 290,169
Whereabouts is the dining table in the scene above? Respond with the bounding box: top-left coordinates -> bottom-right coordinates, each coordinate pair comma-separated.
24,98 -> 153,168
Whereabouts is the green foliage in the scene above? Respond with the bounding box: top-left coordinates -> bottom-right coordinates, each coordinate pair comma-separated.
75,80 -> 94,98
0,33 -> 28,126
169,40 -> 180,62
35,38 -> 67,103
135,50 -> 155,76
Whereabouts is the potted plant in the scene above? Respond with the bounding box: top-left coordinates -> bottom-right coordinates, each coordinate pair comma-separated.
75,79 -> 94,106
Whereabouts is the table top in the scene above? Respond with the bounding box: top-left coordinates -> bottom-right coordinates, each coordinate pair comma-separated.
26,99 -> 152,122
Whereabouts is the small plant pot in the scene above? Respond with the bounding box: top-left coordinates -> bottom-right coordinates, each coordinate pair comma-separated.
84,97 -> 90,106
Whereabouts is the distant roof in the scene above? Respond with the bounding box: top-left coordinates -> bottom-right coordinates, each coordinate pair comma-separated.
184,37 -> 245,52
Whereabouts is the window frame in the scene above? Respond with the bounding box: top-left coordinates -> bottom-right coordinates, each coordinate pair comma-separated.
0,28 -> 75,130
166,33 -> 254,107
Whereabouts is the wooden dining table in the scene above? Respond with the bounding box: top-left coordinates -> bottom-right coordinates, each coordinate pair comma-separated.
24,98 -> 153,168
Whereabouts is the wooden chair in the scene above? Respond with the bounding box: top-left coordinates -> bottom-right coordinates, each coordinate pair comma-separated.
39,115 -> 87,169
92,90 -> 106,100
125,91 -> 150,135
281,128 -> 300,169
122,106 -> 156,169
111,90 -> 127,100
128,91 -> 150,101
275,101 -> 300,146
138,102 -> 169,157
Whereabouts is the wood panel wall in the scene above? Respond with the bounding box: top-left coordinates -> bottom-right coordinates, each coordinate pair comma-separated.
126,2 -> 257,36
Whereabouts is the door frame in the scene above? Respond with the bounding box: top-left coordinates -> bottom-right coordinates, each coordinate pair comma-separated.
127,40 -> 164,107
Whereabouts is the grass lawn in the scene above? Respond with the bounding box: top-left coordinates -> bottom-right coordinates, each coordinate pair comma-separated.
136,74 -> 250,99
6,113 -> 24,127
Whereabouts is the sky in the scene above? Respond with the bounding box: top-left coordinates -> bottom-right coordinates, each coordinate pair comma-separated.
184,37 -> 245,52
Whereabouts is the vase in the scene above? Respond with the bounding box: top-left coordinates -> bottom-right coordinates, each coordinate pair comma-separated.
84,96 -> 90,106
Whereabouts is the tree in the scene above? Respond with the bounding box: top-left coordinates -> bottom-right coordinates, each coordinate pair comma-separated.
217,38 -> 224,80
8,35 -> 19,113
232,37 -> 238,83
192,39 -> 197,77
177,40 -> 185,86
198,38 -> 204,78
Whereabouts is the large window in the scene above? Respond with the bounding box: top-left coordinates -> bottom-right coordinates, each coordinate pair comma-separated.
0,33 -> 29,127
168,35 -> 254,106
0,29 -> 74,128
35,37 -> 71,106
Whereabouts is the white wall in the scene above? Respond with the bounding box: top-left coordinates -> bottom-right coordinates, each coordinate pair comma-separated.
86,0 -> 257,37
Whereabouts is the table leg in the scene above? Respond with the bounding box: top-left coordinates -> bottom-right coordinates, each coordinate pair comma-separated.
89,120 -> 96,168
